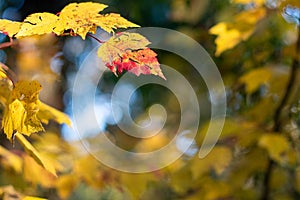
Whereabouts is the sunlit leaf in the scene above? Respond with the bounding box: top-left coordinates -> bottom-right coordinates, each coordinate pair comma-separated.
92,13 -> 139,34
2,80 -> 71,140
239,67 -> 272,94
209,22 -> 252,56
98,32 -> 165,79
15,13 -> 60,38
98,32 -> 150,62
16,132 -> 57,176
258,134 -> 290,164
210,7 -> 266,56
0,19 -> 22,37
2,80 -> 44,140
57,2 -> 107,39
38,101 -> 71,126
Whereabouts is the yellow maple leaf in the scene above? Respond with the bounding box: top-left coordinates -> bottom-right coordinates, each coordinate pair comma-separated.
92,13 -> 140,34
1,80 -> 71,140
15,13 -> 60,38
210,7 -> 266,56
58,2 -> 108,39
209,7 -> 266,56
0,19 -> 22,37
210,22 -> 253,56
38,101 -> 71,126
2,80 -> 44,140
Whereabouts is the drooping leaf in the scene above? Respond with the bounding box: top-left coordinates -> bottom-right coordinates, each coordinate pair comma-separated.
2,80 -> 44,139
16,132 -> 57,176
0,19 -> 22,37
15,13 -> 60,38
98,32 -> 165,79
92,13 -> 139,34
1,80 -> 71,140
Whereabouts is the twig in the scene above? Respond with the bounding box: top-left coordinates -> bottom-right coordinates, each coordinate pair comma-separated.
0,37 -> 14,49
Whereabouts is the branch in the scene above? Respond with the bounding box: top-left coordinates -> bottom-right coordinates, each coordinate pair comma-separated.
261,23 -> 300,200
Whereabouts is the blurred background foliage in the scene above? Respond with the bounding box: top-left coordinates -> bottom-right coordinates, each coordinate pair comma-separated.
0,0 -> 300,199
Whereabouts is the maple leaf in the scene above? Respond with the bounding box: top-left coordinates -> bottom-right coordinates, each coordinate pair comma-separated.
209,7 -> 266,56
1,80 -> 71,140
92,13 -> 140,34
15,13 -> 60,38
0,19 -> 22,37
2,80 -> 44,140
57,2 -> 108,39
57,2 -> 139,39
38,101 -> 71,126
98,32 -> 165,79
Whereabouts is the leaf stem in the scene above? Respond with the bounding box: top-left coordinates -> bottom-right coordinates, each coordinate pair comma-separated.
0,37 -> 14,49
261,22 -> 300,200
87,33 -> 105,43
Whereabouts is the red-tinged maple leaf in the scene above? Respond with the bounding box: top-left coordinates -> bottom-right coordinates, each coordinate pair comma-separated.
98,33 -> 165,79
105,48 -> 165,79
